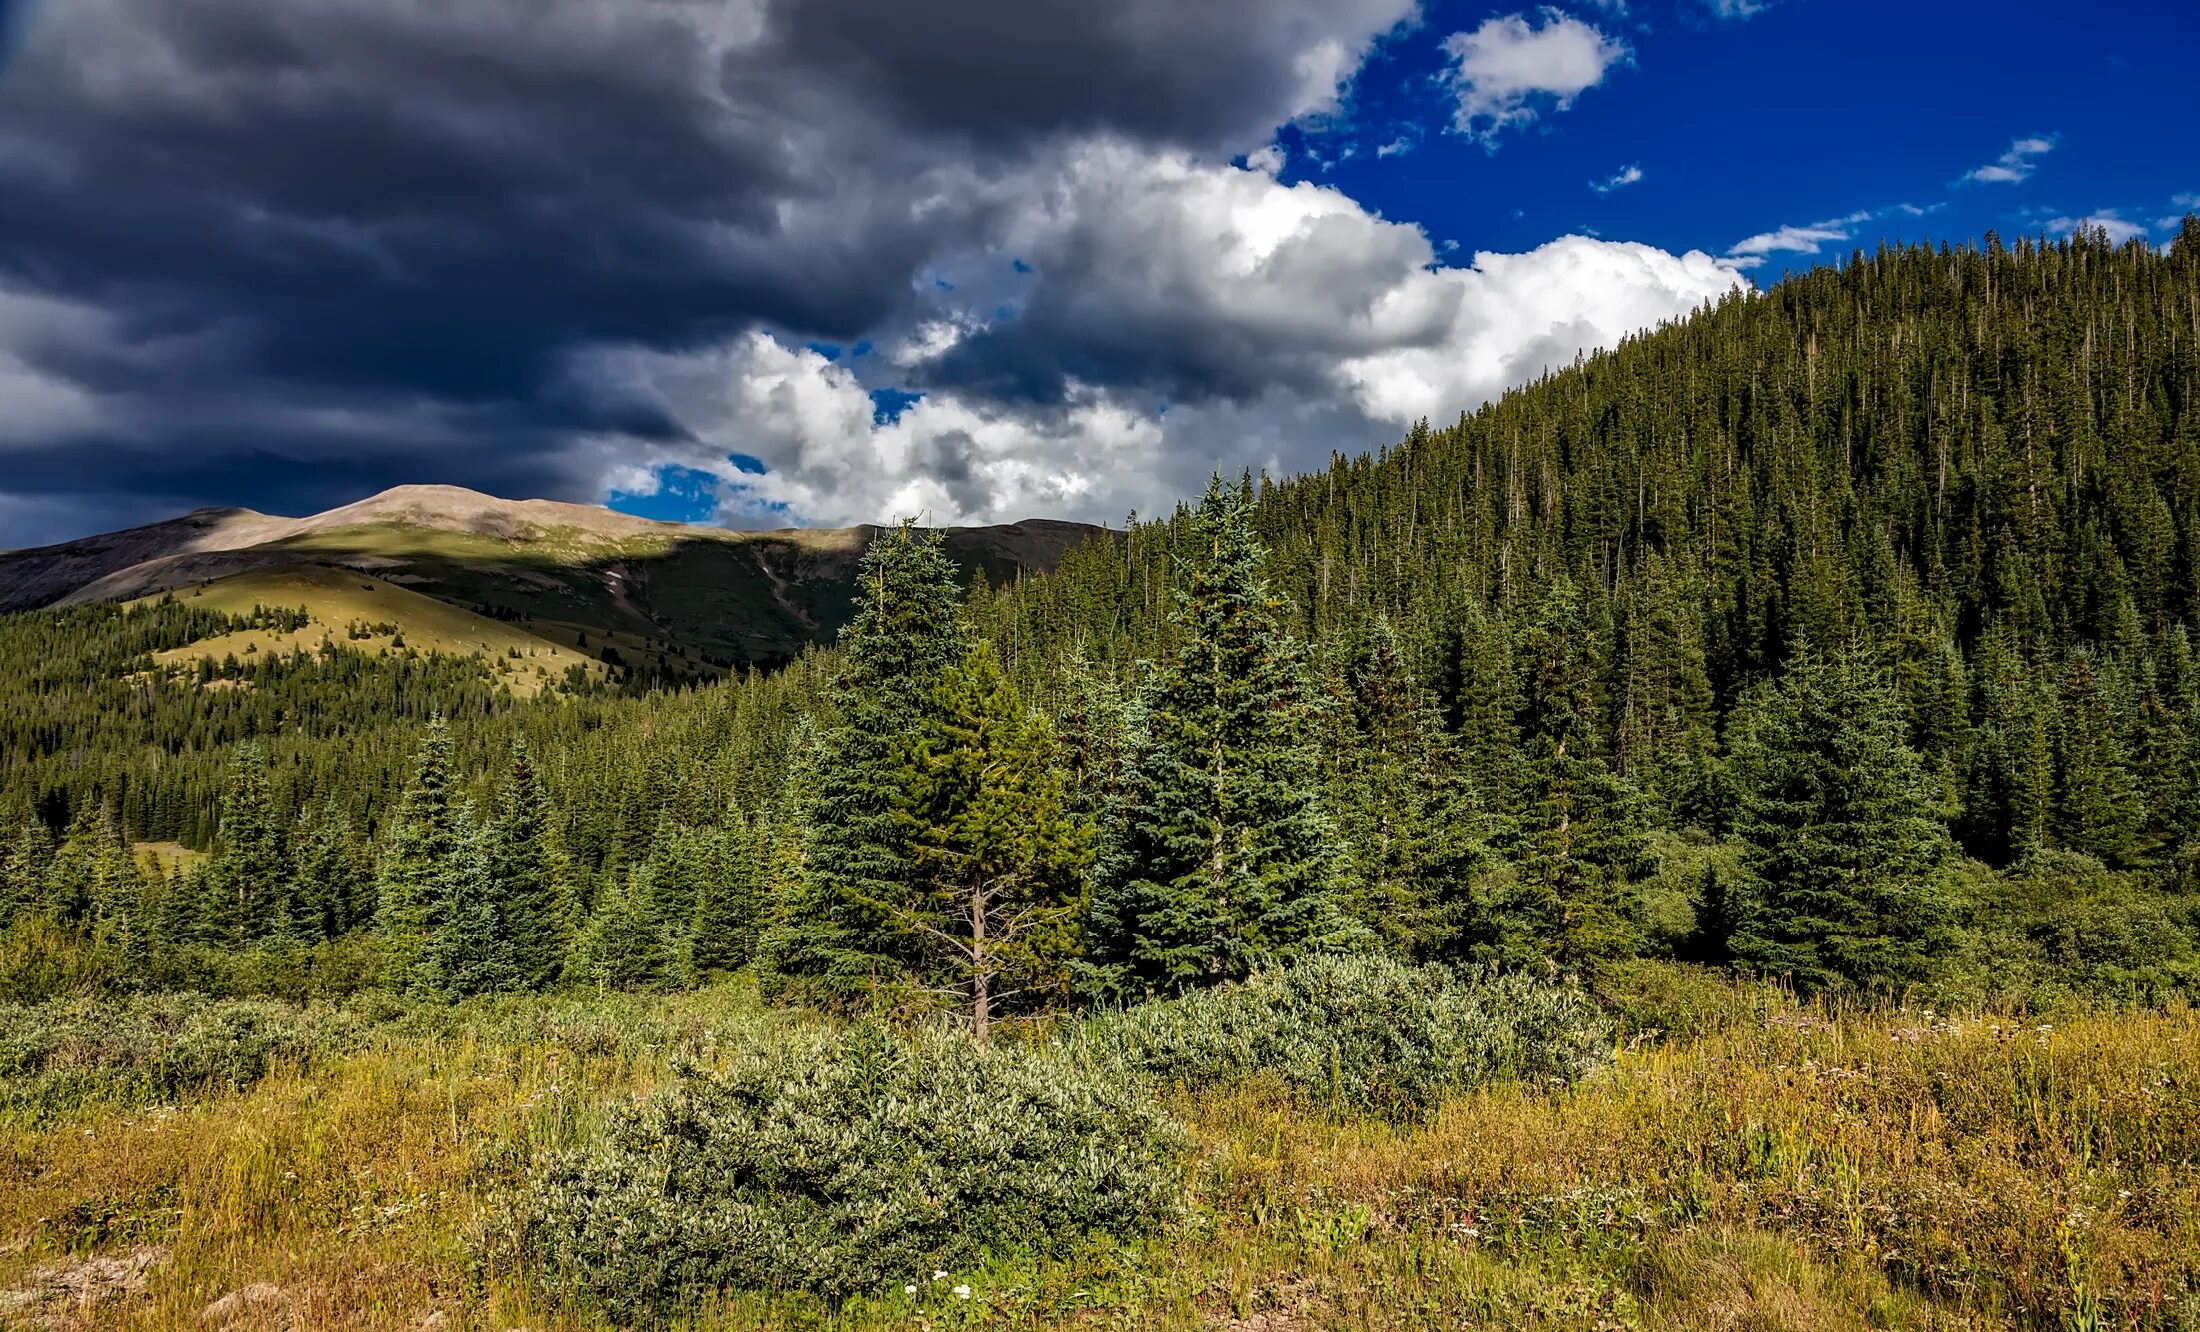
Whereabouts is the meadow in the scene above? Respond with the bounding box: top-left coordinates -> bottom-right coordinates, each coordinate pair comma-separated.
1,965 -> 2193,1331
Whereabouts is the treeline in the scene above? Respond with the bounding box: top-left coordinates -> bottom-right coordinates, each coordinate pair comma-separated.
6,225 -> 2200,1010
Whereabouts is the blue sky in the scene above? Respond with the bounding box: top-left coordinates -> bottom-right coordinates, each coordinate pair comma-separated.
0,0 -> 2193,544
1296,0 -> 2196,272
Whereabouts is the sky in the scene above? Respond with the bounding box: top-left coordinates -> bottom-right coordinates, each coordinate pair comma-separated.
0,0 -> 2193,546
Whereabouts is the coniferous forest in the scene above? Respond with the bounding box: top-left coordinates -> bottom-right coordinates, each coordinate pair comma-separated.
8,229 -> 2200,1328
10,226 -> 2200,1010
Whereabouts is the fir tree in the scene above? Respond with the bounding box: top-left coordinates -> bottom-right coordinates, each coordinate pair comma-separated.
1728,652 -> 1954,992
484,737 -> 573,990
1482,578 -> 1652,971
206,745 -> 287,943
1086,476 -> 1354,996
1328,617 -> 1486,960
690,815 -> 763,978
377,718 -> 469,995
878,639 -> 1091,1040
761,522 -> 967,1007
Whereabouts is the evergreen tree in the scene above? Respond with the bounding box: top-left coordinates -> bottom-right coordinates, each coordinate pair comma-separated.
1086,476 -> 1354,996
761,522 -> 967,1007
1728,652 -> 1954,992
425,805 -> 518,998
206,745 -> 287,943
1327,617 -> 1486,960
291,801 -> 370,940
484,737 -> 573,990
690,815 -> 763,978
877,639 -> 1091,1040
1481,578 -> 1652,971
377,718 -> 469,995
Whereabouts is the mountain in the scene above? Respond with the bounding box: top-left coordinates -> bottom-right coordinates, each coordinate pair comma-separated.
0,484 -> 1103,670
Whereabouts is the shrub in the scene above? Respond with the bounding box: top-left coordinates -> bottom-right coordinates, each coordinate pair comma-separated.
497,1023 -> 1187,1317
0,993 -> 371,1116
1074,954 -> 1613,1120
1591,957 -> 1790,1041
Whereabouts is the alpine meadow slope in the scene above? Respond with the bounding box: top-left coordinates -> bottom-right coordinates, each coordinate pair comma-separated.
4,230 -> 2200,1328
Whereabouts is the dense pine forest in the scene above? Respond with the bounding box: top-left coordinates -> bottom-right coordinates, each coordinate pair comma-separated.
8,224 -> 2200,1011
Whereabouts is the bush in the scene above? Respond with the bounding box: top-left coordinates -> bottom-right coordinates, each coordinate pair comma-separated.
0,993 -> 371,1116
497,1023 -> 1186,1317
1074,954 -> 1613,1120
1943,854 -> 2200,1008
1591,957 -> 1790,1041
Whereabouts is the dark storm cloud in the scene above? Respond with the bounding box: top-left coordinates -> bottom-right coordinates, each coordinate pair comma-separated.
0,0 -> 1413,541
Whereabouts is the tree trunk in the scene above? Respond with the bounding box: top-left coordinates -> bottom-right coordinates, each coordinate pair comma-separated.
970,879 -> 990,1045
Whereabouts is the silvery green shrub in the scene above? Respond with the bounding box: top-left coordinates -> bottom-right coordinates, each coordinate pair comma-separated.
1073,954 -> 1612,1119
0,993 -> 370,1115
500,1022 -> 1186,1317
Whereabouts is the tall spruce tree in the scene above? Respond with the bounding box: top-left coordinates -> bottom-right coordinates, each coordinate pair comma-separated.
1086,475 -> 1354,997
1727,651 -> 1954,992
424,806 -> 517,998
878,639 -> 1091,1040
206,745 -> 288,943
760,522 -> 967,1007
1327,617 -> 1486,960
689,814 -> 763,978
377,718 -> 469,995
1480,577 -> 1652,971
483,738 -> 572,990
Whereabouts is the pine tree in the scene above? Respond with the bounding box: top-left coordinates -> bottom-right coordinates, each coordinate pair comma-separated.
483,737 -> 572,990
877,639 -> 1091,1040
377,718 -> 469,995
1482,577 -> 1652,971
206,745 -> 288,943
1328,617 -> 1486,960
1728,651 -> 1954,992
425,805 -> 518,998
1086,476 -> 1354,996
690,815 -> 763,978
291,801 -> 370,940
761,522 -> 967,1007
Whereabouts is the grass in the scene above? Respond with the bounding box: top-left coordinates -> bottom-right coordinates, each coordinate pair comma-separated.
3,980 -> 2195,1329
134,565 -> 605,696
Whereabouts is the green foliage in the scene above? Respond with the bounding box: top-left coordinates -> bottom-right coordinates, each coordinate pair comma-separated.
1086,477 -> 1354,997
1726,652 -> 1954,992
762,522 -> 969,1007
880,639 -> 1092,1038
498,1024 -> 1187,1316
0,992 -> 369,1117
1075,954 -> 1613,1120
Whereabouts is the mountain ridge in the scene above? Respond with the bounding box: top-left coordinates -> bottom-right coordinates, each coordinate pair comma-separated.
1,484 -> 1105,669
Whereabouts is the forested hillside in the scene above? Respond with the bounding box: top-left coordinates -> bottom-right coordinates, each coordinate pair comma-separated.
7,224 -> 2200,1007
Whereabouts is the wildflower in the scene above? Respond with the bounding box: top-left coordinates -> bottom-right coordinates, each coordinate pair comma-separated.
953,1285 -> 971,1301
932,1270 -> 947,1282
905,1284 -> 918,1295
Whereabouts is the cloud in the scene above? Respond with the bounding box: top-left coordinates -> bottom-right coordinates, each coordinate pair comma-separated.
0,0 -> 1744,545
570,164 -> 1746,528
1440,10 -> 1631,148
1959,135 -> 2057,185
2045,211 -> 2150,246
1698,0 -> 1780,18
1591,163 -> 1644,194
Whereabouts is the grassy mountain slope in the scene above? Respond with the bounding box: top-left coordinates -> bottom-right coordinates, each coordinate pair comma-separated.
5,484 -> 1103,669
133,565 -> 608,698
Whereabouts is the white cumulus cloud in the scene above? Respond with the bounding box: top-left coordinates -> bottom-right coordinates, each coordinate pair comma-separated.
572,156 -> 1746,529
1441,10 -> 1631,148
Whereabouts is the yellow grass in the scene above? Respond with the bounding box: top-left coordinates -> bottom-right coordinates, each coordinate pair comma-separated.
3,993 -> 2194,1329
135,566 -> 605,696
